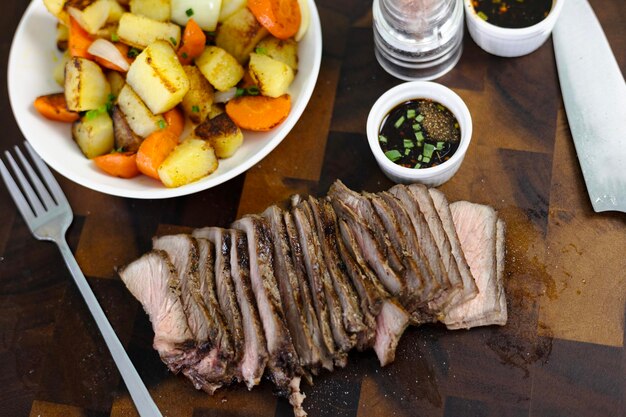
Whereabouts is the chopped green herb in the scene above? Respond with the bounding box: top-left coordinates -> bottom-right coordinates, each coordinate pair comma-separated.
255,47 -> 267,54
414,162 -> 422,169
169,37 -> 177,46
437,104 -> 445,111
186,8 -> 194,16
181,52 -> 188,59
436,141 -> 444,150
403,139 -> 414,148
127,47 -> 140,58
191,105 -> 200,113
84,107 -> 105,121
415,114 -> 424,123
412,123 -> 421,131
418,154 -> 423,162
404,148 -> 411,156
247,86 -> 260,96
111,32 -> 119,42
477,11 -> 489,20
406,109 -> 416,119
422,156 -> 431,164
423,143 -> 435,158
235,88 -> 245,97
378,135 -> 388,144
385,150 -> 402,162
415,131 -> 424,141
157,119 -> 167,129
394,116 -> 405,129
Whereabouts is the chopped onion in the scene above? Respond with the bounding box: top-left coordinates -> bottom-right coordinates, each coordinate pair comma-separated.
88,38 -> 130,72
214,87 -> 238,103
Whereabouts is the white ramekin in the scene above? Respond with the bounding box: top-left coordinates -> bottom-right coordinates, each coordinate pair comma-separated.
366,81 -> 472,187
463,0 -> 564,57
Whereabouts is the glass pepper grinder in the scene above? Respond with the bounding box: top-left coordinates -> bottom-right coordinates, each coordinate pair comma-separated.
373,0 -> 464,80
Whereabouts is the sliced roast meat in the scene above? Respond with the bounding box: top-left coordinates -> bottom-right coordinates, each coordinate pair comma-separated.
374,299 -> 410,367
308,196 -> 366,335
231,215 -> 302,397
262,205 -> 323,372
444,201 -> 506,329
328,180 -> 404,273
406,184 -> 464,313
118,250 -> 195,372
229,229 -> 269,389
284,210 -> 336,372
191,228 -> 245,374
428,188 -> 478,309
292,200 -> 353,365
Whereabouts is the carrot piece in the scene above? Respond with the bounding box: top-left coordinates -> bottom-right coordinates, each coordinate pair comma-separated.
68,16 -> 93,59
163,107 -> 185,137
93,152 -> 140,178
94,42 -> 134,72
33,93 -> 80,123
248,0 -> 301,40
136,130 -> 179,180
225,94 -> 291,131
177,19 -> 207,65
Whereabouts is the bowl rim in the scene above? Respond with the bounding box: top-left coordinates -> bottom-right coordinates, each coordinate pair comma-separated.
463,0 -> 565,38
366,81 -> 472,180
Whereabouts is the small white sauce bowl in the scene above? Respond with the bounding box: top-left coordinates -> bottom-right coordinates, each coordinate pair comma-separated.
367,81 -> 472,187
463,0 -> 564,57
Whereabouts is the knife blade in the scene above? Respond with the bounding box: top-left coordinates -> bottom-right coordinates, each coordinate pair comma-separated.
553,0 -> 626,212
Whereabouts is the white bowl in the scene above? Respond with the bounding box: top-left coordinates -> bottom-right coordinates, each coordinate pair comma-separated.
366,81 -> 472,187
7,0 -> 322,199
463,0 -> 564,57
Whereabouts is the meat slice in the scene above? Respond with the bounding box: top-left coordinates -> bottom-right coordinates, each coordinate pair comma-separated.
118,250 -> 194,372
374,299 -> 410,366
292,200 -> 353,365
308,196 -> 366,335
284,210 -> 335,372
231,215 -> 303,407
262,205 -> 323,372
192,227 -> 245,372
443,202 -> 507,329
228,229 -> 269,389
406,184 -> 464,314
328,180 -> 404,273
428,188 -> 478,310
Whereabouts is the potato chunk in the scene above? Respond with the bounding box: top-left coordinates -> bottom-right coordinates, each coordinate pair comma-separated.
117,12 -> 181,49
181,65 -> 214,124
218,0 -> 246,22
158,138 -> 219,187
126,40 -> 190,114
129,0 -> 170,21
255,36 -> 298,70
193,113 -> 243,158
215,7 -> 268,64
66,0 -> 111,34
116,84 -> 165,137
72,111 -> 114,158
64,57 -> 111,111
248,52 -> 294,98
195,46 -> 244,92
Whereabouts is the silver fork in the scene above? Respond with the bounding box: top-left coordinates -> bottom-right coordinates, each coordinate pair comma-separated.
0,142 -> 162,417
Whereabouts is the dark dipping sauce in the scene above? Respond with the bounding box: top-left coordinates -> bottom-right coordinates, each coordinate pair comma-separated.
472,0 -> 553,29
378,99 -> 460,169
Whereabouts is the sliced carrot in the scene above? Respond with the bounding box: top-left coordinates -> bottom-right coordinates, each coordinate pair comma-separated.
68,16 -> 93,59
225,94 -> 291,131
177,19 -> 207,65
94,42 -> 134,72
163,107 -> 185,137
136,130 -> 179,180
93,152 -> 140,178
34,93 -> 80,123
248,0 -> 301,40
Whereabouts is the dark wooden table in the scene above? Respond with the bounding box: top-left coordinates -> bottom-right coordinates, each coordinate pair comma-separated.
1,1 -> 624,416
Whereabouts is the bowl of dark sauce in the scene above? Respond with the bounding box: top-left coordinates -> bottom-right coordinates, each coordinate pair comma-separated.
464,0 -> 564,57
367,81 -> 472,186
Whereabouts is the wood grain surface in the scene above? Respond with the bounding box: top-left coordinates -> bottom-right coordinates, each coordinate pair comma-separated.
0,1 -> 624,416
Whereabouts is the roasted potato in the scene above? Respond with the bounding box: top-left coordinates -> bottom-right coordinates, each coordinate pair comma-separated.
181,65 -> 215,124
255,36 -> 298,71
129,0 -> 170,22
248,52 -> 294,98
171,0 -> 221,31
117,12 -> 181,49
66,0 -> 111,34
195,46 -> 244,92
112,106 -> 144,152
126,40 -> 190,114
44,0 -> 66,17
215,7 -> 268,64
158,138 -> 219,187
193,113 -> 243,158
72,110 -> 115,158
53,50 -> 70,86
64,57 -> 111,111
106,0 -> 125,23
56,22 -> 69,51
106,70 -> 126,98
117,84 -> 165,137
218,0 -> 246,22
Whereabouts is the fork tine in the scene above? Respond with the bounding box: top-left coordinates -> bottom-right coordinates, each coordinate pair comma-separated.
15,146 -> 56,210
5,150 -> 46,217
0,158 -> 36,224
24,141 -> 69,209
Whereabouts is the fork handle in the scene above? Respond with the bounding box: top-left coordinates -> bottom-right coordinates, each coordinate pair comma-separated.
57,239 -> 163,417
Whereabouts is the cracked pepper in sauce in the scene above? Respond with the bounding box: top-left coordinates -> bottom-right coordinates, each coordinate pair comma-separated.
378,99 -> 460,169
472,0 -> 553,29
